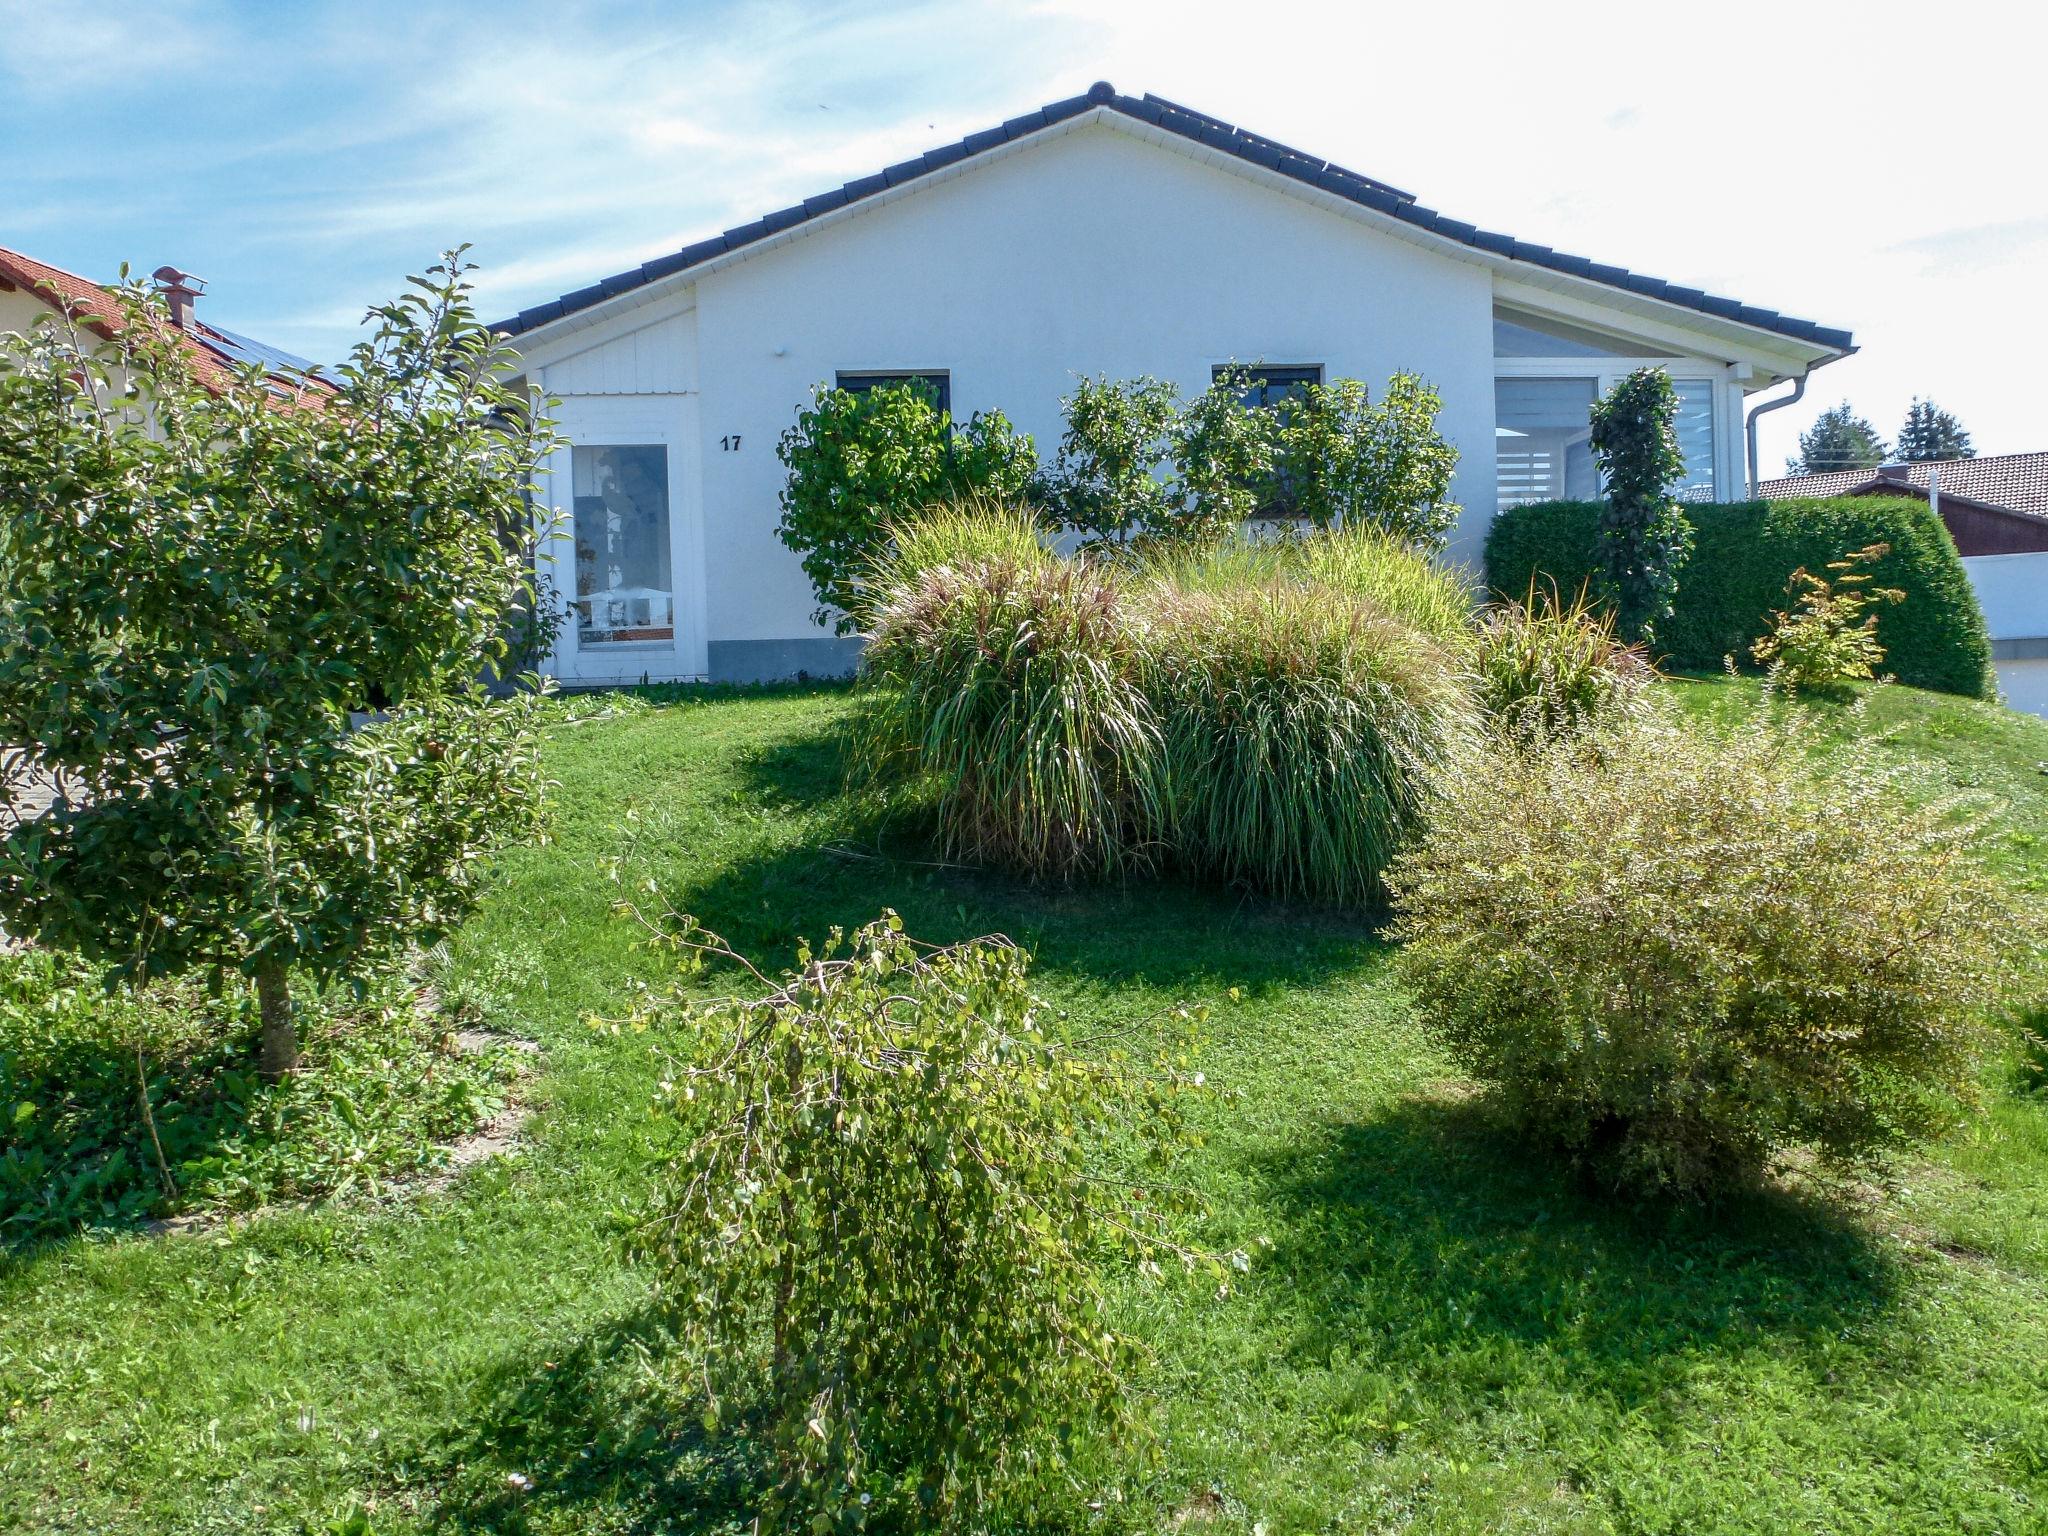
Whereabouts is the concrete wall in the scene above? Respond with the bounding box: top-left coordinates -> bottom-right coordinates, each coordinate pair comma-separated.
1962,551 -> 2048,717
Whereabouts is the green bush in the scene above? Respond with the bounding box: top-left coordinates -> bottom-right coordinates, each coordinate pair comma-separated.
775,381 -> 1037,633
861,510 -> 1165,880
1473,582 -> 1652,742
631,912 -> 1228,1529
1390,703 -> 2014,1197
1588,366 -> 1691,642
1484,496 -> 1995,697
861,514 -> 1474,906
1270,374 -> 1462,547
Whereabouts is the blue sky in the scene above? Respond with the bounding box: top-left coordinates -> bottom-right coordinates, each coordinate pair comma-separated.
4,0 -> 2040,471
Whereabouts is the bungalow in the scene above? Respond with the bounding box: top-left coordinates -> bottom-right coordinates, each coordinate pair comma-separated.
495,82 -> 1855,686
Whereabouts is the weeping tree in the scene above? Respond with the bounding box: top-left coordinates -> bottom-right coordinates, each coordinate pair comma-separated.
1589,366 -> 1692,644
0,251 -> 554,1079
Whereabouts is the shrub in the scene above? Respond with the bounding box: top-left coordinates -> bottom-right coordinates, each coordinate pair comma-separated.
1270,373 -> 1462,547
1588,367 -> 1691,642
1750,542 -> 1905,697
1390,703 -> 2014,1197
1473,582 -> 1653,741
1167,368 -> 1282,544
861,514 -> 1165,879
1140,575 -> 1474,907
1484,495 -> 1995,697
775,381 -> 1037,633
631,912 -> 1229,1529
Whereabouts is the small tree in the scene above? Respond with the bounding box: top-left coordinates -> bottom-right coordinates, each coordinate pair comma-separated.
0,252 -> 552,1079
632,911 -> 1237,1527
1750,542 -> 1905,697
1895,397 -> 1975,463
1791,403 -> 1887,475
1035,374 -> 1181,546
775,382 -> 1036,633
1588,366 -> 1691,643
1271,373 -> 1461,547
1168,367 -> 1280,544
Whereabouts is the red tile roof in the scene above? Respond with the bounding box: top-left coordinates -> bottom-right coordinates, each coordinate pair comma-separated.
1760,452 -> 2048,521
0,244 -> 332,402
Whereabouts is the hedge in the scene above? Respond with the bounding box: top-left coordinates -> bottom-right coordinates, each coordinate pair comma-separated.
1483,496 -> 1995,698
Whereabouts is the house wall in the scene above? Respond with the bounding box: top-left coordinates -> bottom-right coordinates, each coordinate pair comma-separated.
0,287 -> 52,336
1961,551 -> 2048,717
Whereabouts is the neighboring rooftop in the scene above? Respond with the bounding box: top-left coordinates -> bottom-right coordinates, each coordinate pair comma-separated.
495,82 -> 1856,357
0,244 -> 329,398
1760,452 -> 2048,522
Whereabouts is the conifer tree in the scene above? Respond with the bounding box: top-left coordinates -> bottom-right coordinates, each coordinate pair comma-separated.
1790,404 -> 1887,475
1895,398 -> 1975,463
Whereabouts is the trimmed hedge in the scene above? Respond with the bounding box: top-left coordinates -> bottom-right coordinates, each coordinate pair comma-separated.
1484,496 -> 1995,698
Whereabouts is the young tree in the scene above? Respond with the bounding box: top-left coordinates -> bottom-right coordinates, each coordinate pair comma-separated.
1895,397 -> 1975,463
775,382 -> 1036,633
1269,373 -> 1461,547
1790,403 -> 1887,475
0,252 -> 553,1079
1035,374 -> 1181,546
1588,366 -> 1691,644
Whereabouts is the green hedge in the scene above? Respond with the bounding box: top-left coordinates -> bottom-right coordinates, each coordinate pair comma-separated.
1483,496 -> 1994,698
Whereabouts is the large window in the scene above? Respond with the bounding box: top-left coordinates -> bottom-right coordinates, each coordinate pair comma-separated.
1673,380 -> 1716,502
572,444 -> 673,645
1495,377 -> 1599,508
835,370 -> 951,416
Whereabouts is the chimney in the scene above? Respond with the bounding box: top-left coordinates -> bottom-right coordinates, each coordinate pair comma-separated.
1874,462 -> 1912,485
150,265 -> 206,329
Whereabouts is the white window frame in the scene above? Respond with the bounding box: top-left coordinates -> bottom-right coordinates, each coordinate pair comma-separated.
1492,356 -> 1743,504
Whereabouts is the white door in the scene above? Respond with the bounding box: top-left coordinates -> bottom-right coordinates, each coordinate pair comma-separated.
541,397 -> 706,685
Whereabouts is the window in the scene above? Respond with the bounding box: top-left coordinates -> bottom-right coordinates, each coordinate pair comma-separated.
1673,379 -> 1717,502
1215,363 -> 1323,409
572,444 -> 673,645
1495,377 -> 1599,509
835,370 -> 951,417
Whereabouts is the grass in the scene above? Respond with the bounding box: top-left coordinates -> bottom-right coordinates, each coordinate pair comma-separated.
2,679 -> 2046,1533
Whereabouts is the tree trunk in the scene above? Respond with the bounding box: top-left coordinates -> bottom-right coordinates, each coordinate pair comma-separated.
256,962 -> 300,1081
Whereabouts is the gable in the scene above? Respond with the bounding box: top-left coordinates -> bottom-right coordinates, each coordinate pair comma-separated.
495,83 -> 1853,380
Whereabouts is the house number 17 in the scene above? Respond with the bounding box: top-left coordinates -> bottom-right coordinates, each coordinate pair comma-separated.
720,434 -> 742,451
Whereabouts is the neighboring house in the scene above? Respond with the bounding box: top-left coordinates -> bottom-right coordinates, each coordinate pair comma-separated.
0,244 -> 329,403
1761,454 -> 2048,715
499,82 -> 1856,686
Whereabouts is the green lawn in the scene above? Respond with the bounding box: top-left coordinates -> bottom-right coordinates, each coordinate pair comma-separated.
4,679 -> 2046,1534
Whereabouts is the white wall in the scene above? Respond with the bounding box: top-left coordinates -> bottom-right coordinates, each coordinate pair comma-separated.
1962,551 -> 2048,718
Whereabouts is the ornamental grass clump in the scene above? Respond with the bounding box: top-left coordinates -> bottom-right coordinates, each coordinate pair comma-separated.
861,507 -> 1164,879
631,911 -> 1234,1530
1473,581 -> 1653,742
1134,531 -> 1476,907
1391,703 -> 2017,1198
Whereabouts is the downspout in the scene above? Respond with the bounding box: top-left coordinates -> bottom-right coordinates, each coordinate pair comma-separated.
1744,372 -> 1806,498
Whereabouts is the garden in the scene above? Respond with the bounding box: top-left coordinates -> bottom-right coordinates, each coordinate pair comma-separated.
2,296 -> 2044,1534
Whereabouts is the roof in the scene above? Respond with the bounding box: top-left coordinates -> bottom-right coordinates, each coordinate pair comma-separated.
495,82 -> 1855,357
1759,452 -> 2048,521
0,244 -> 331,399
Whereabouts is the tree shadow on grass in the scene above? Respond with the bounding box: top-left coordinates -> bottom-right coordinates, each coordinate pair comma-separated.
694,723 -> 1389,999
417,1306 -> 761,1535
1250,1089 -> 1901,1408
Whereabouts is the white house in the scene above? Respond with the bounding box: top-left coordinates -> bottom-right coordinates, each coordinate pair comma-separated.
496,83 -> 1854,686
